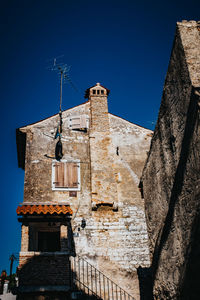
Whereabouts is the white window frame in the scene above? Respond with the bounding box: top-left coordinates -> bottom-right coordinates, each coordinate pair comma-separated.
52,160 -> 81,191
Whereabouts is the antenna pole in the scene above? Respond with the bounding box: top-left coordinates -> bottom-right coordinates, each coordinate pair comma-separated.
60,70 -> 63,112
47,56 -> 76,160
59,71 -> 63,137
47,57 -> 74,140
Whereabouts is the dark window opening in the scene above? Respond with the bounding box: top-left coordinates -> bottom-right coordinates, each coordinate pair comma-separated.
101,90 -> 104,95
38,231 -> 60,252
97,90 -> 100,94
93,90 -> 96,94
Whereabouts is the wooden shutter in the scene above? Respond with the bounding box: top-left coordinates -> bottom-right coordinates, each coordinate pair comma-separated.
71,116 -> 81,129
71,163 -> 78,187
80,115 -> 87,128
54,162 -> 78,188
64,163 -> 78,188
71,115 -> 87,129
54,162 -> 64,187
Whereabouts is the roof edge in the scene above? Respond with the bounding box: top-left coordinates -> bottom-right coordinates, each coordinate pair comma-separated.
109,112 -> 153,132
18,100 -> 89,130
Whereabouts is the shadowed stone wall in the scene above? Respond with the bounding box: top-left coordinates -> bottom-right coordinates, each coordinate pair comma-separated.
141,20 -> 200,299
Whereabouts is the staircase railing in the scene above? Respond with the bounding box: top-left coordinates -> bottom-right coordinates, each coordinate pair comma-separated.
70,255 -> 135,300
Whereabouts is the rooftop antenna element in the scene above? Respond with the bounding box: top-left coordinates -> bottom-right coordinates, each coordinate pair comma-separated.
48,56 -> 72,160
48,55 -> 71,112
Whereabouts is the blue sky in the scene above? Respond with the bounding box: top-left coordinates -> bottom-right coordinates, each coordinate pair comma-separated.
0,0 -> 200,273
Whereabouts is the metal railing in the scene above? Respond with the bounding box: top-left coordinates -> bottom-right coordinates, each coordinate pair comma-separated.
70,255 -> 135,300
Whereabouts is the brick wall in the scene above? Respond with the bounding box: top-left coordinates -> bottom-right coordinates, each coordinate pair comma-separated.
18,253 -> 71,287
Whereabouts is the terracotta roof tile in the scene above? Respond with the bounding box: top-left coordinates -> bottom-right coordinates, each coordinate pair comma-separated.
16,205 -> 73,216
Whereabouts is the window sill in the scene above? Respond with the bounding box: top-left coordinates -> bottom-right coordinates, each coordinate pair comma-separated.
52,187 -> 80,191
20,251 -> 71,256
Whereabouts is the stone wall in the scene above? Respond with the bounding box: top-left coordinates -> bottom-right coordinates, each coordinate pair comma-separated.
23,102 -> 91,208
17,85 -> 152,299
142,21 -> 200,299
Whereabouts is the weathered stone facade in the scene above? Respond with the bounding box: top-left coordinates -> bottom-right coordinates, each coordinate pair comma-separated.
141,21 -> 200,299
17,83 -> 152,299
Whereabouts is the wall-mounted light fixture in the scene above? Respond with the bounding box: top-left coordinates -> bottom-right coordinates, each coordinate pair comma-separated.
81,218 -> 86,229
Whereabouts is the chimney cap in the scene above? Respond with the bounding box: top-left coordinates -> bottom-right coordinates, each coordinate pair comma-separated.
84,83 -> 110,99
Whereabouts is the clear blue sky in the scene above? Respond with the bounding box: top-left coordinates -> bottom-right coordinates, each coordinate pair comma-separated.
0,0 -> 199,273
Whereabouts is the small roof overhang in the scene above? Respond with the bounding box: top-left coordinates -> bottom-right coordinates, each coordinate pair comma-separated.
16,204 -> 73,216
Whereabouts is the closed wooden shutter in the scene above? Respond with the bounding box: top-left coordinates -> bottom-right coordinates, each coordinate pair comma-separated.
54,162 -> 64,187
71,115 -> 87,129
80,115 -> 87,128
71,117 -> 81,129
54,162 -> 78,188
72,163 -> 78,187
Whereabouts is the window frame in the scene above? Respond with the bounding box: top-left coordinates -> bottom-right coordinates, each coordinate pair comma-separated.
29,223 -> 61,253
52,160 -> 81,191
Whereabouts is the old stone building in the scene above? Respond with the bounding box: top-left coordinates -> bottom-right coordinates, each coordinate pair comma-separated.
141,20 -> 200,299
16,83 -> 152,299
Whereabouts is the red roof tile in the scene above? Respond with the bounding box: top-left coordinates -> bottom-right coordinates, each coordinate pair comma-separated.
16,205 -> 73,216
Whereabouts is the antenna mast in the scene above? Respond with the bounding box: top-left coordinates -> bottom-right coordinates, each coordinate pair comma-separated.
48,56 -> 71,160
49,56 -> 71,113
60,69 -> 63,112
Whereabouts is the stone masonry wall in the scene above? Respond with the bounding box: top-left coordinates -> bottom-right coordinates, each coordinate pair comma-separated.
18,89 -> 152,299
141,21 -> 200,299
23,102 -> 91,210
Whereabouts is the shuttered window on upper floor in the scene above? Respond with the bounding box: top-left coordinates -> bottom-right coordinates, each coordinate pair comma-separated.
69,115 -> 88,130
52,161 -> 80,191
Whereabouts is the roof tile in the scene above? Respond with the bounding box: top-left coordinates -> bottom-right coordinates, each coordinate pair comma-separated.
16,205 -> 73,215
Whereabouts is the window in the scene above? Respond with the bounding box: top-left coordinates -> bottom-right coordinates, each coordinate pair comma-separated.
69,115 -> 89,130
93,90 -> 96,94
38,231 -> 60,252
52,161 -> 80,191
29,224 -> 61,252
97,90 -> 100,94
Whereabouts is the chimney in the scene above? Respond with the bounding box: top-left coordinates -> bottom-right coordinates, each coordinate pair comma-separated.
85,83 -> 118,208
85,83 -> 110,132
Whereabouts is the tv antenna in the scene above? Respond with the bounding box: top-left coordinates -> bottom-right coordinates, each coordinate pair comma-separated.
48,55 -> 72,112
47,55 -> 76,160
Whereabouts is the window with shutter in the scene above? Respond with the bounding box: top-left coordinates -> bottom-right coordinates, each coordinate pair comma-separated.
71,117 -> 81,129
69,115 -> 88,130
52,160 -> 80,191
80,115 -> 87,129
